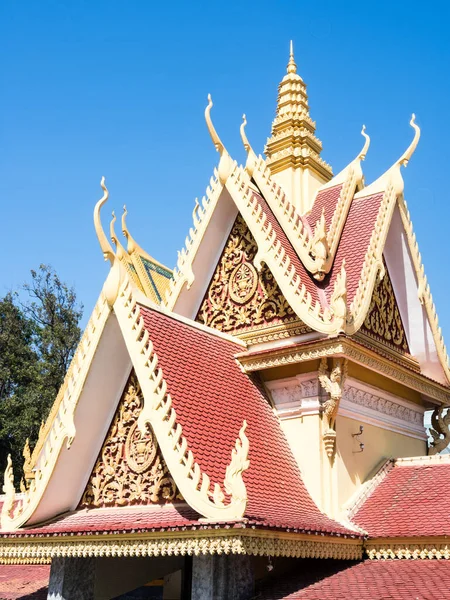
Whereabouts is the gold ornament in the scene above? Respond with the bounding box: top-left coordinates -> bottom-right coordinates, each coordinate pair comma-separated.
361,264 -> 409,353
80,371 -> 179,508
197,215 -> 307,335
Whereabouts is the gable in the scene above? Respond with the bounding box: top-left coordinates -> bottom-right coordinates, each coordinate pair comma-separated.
196,214 -> 310,343
359,260 -> 410,354
79,370 -> 181,508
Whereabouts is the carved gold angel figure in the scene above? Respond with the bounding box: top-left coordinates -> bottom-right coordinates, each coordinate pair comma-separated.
318,358 -> 347,432
429,406 -> 450,455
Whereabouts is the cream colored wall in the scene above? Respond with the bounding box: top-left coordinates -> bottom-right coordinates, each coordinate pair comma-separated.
335,414 -> 426,512
281,413 -> 426,519
279,415 -> 324,511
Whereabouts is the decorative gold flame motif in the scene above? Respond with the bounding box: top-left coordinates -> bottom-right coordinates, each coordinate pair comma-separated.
196,215 -> 308,335
80,371 -> 180,508
361,264 -> 409,353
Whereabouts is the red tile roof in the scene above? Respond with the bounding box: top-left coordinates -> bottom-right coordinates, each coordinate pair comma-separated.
353,457 -> 450,538
308,184 -> 344,228
251,187 -> 385,314
258,559 -> 450,599
138,306 -> 354,536
1,504 -> 201,537
0,565 -> 49,600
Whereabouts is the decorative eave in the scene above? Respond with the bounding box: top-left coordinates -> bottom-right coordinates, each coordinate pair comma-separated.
235,336 -> 450,405
113,278 -> 251,521
1,291 -> 112,531
365,537 -> 450,560
1,181 -> 249,532
397,195 -> 450,384
242,118 -> 370,281
224,163 -> 347,334
0,527 -> 362,565
164,95 -> 230,312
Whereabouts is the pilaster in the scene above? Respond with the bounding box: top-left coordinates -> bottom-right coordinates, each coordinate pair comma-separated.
191,554 -> 253,600
47,557 -> 95,600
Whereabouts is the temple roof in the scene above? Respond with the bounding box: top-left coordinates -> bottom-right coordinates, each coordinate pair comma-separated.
350,455 -> 450,538
257,559 -> 450,599
0,564 -> 49,600
0,294 -> 356,539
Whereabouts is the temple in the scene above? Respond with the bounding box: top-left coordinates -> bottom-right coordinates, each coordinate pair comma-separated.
1,43 -> 450,600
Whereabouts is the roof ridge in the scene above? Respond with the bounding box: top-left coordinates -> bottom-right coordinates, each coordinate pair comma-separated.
394,454 -> 450,466
134,288 -> 246,348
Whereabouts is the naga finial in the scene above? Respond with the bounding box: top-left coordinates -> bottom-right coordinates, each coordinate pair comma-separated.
240,114 -> 251,154
205,94 -> 225,155
2,454 -> 16,519
287,40 -> 297,74
358,125 -> 371,161
122,205 -> 138,255
398,114 -> 421,167
94,177 -> 115,265
110,211 -> 126,260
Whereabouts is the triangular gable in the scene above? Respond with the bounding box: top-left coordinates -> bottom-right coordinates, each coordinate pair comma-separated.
2,274 -> 352,537
79,370 -> 181,509
359,260 -> 410,354
196,214 -> 310,343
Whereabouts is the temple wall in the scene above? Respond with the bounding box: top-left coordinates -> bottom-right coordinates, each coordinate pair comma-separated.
335,414 -> 426,514
279,415 -> 324,510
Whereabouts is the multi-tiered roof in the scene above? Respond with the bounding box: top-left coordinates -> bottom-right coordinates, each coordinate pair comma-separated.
1,44 -> 450,598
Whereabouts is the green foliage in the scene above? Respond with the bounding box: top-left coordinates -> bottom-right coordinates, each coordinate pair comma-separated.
0,265 -> 83,486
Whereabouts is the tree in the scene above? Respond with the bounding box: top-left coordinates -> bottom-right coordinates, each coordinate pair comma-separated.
0,265 -> 83,485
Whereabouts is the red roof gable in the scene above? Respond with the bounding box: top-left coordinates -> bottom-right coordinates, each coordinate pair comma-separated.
138,305 -> 353,536
353,457 -> 450,538
258,559 -> 450,599
250,187 -> 384,313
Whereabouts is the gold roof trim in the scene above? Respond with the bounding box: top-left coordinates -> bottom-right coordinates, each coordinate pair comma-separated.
0,528 -> 362,564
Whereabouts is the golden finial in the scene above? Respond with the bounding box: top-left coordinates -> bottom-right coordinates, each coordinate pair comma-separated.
205,94 -> 225,155
94,177 -> 115,265
122,205 -> 138,255
287,40 -> 297,74
240,114 -> 251,154
398,114 -> 421,167
358,125 -> 371,161
110,211 -> 126,260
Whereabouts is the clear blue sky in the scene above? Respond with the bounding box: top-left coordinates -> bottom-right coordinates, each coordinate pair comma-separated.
1,1 -> 449,342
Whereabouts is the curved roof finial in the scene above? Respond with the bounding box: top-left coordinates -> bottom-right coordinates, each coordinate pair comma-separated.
398,114 -> 420,167
122,205 -> 138,255
94,177 -> 115,264
205,94 -> 225,155
240,114 -> 251,154
287,40 -> 297,74
110,211 -> 126,260
358,125 -> 371,161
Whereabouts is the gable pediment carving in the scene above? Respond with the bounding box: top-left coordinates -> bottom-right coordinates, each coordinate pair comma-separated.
196,214 -> 309,341
79,371 -> 181,508
360,262 -> 410,354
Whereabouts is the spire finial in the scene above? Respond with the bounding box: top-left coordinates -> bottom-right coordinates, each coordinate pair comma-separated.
287,40 -> 297,74
358,125 -> 371,161
94,177 -> 115,265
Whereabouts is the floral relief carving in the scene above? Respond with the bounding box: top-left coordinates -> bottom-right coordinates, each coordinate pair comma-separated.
344,385 -> 423,425
80,371 -> 179,508
196,215 -> 308,334
361,264 -> 409,353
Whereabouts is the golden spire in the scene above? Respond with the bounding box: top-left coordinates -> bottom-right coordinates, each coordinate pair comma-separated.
287,40 -> 297,74
265,42 -> 332,183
